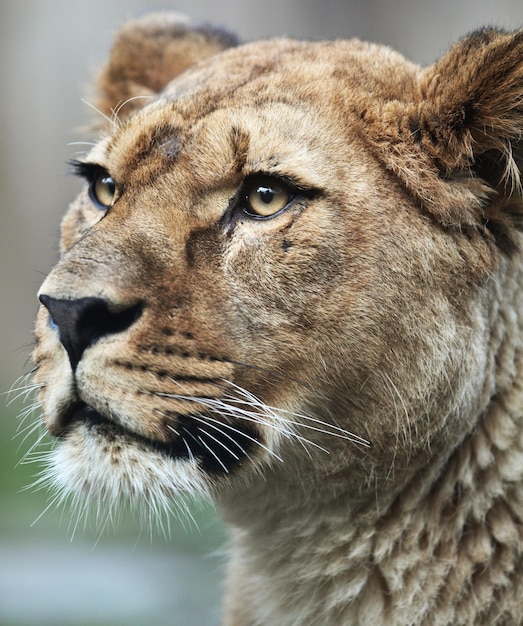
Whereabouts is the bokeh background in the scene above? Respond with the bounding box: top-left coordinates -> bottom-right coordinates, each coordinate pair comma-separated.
2,1 -> 523,624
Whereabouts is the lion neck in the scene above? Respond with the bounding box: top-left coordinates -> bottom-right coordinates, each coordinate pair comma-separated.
218,269 -> 523,626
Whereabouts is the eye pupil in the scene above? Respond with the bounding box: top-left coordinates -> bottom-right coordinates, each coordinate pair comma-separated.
258,186 -> 274,204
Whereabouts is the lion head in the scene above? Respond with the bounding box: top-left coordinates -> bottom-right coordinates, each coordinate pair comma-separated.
33,14 -> 523,625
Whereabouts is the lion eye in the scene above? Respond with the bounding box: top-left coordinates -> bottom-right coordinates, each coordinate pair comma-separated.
89,171 -> 116,210
242,177 -> 293,218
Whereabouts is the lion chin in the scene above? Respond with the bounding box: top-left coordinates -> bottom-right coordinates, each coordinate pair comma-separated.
30,12 -> 523,626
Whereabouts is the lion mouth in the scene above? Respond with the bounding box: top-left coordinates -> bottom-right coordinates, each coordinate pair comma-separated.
65,402 -> 185,454
68,403 -> 108,428
63,402 -> 257,474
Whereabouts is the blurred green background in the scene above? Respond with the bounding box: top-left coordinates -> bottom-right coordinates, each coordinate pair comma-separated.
2,0 -> 523,624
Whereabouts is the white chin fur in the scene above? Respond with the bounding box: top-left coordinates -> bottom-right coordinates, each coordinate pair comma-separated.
41,422 -> 211,528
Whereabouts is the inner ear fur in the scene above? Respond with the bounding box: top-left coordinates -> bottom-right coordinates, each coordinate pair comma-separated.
94,12 -> 239,122
366,28 -> 523,243
420,28 -> 523,190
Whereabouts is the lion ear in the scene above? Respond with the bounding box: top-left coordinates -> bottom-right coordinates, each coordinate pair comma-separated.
367,29 -> 523,234
93,12 -> 239,122
419,28 -> 523,194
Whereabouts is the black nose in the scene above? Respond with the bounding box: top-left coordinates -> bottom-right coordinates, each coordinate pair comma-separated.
38,295 -> 142,371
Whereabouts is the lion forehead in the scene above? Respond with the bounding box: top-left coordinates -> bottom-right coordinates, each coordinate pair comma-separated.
99,98 -> 360,197
95,37 -> 420,189
161,38 -> 420,106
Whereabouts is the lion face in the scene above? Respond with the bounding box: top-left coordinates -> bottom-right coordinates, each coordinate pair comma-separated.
33,18 -> 523,515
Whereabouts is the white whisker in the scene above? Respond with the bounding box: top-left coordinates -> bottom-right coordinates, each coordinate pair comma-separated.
198,426 -> 241,461
16,402 -> 41,425
17,427 -> 48,464
157,391 -> 287,463
165,423 -> 181,437
30,489 -> 64,527
181,436 -> 195,463
6,384 -> 40,404
186,428 -> 229,473
81,98 -> 118,128
68,141 -> 97,147
187,413 -> 247,458
16,412 -> 42,438
112,95 -> 154,120
223,382 -> 371,447
5,375 -> 40,414
205,402 -> 326,455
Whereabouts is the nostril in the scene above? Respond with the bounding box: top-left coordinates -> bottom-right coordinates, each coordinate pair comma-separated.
38,295 -> 142,371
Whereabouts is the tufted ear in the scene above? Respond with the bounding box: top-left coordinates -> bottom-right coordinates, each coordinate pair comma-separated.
93,12 -> 239,122
366,28 -> 523,249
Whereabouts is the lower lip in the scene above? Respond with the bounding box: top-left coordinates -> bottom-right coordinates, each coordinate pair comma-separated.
64,402 -> 186,460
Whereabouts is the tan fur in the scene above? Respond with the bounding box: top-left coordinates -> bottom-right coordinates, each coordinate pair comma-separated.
33,13 -> 523,625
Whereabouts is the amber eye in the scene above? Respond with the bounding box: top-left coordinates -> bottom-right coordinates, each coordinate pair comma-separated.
89,170 -> 116,210
242,177 -> 293,218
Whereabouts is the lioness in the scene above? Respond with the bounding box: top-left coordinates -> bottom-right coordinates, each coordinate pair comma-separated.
33,12 -> 523,625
